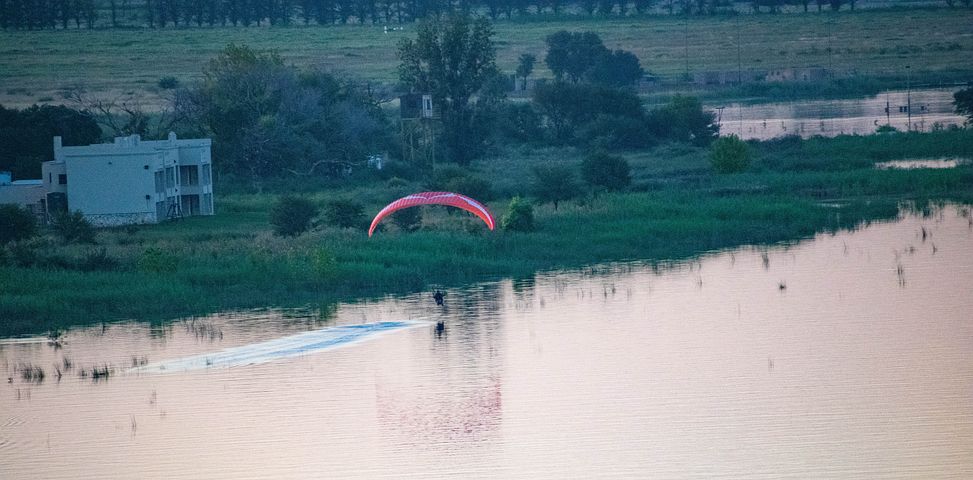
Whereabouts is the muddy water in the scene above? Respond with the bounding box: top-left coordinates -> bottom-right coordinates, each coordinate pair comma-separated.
2,205 -> 973,479
716,87 -> 967,140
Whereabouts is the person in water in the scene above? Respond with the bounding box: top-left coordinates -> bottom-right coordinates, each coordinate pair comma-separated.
433,290 -> 445,306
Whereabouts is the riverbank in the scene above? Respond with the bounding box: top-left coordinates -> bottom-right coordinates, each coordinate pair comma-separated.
2,129 -> 972,337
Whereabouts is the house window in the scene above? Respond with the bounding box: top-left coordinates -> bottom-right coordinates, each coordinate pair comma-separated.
154,171 -> 165,193
181,194 -> 200,216
155,201 -> 166,221
58,174 -> 67,185
165,167 -> 175,189
179,166 -> 198,186
201,164 -> 211,186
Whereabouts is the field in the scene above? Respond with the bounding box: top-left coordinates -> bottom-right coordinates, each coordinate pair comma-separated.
2,129 -> 972,336
2,8 -> 973,108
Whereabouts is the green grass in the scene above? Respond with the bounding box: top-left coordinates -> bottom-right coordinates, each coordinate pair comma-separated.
2,9 -> 972,107
2,128 -> 972,337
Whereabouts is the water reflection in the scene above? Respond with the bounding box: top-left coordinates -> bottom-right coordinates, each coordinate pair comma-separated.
2,205 -> 973,479
716,87 -> 967,140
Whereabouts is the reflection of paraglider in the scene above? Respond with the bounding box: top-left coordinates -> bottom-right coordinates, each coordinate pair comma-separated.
368,192 -> 495,237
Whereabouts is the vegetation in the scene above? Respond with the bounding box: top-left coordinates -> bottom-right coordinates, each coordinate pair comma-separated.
322,198 -> 365,229
581,151 -> 631,190
49,210 -> 96,244
956,86 -> 973,124
270,196 -> 319,236
3,9 -> 972,108
709,135 -> 751,173
1,128 -> 971,335
398,14 -> 502,165
545,30 -> 643,87
0,204 -> 36,244
0,104 -> 101,179
500,196 -> 535,232
178,43 -> 390,185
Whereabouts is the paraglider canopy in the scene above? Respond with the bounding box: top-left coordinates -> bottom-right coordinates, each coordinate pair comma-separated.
368,192 -> 495,236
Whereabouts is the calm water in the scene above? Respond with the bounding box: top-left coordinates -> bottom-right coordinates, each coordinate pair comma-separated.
716,87 -> 967,140
2,205 -> 973,479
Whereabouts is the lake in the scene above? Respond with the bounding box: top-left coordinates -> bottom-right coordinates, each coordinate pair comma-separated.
715,87 -> 968,140
2,204 -> 972,479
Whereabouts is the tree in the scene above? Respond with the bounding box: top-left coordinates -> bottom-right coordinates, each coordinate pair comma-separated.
532,164 -> 581,210
0,104 -> 101,180
398,15 -> 502,166
323,198 -> 365,229
709,135 -> 751,173
544,31 -> 608,83
270,196 -> 319,236
533,82 -> 645,143
955,85 -> 973,124
645,95 -> 718,146
581,151 -> 631,190
177,43 -> 391,184
544,31 -> 644,87
516,53 -> 535,88
0,204 -> 36,244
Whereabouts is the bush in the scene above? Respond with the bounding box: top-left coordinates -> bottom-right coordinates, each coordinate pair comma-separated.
78,248 -> 119,272
501,196 -> 535,232
709,135 -> 752,174
0,204 -> 36,244
50,210 -> 96,244
270,196 -> 319,236
157,76 -> 180,89
322,198 -> 365,229
137,247 -> 177,273
576,114 -> 653,150
645,95 -> 718,146
497,103 -> 544,142
390,207 -> 423,232
581,152 -> 631,191
532,164 -> 582,210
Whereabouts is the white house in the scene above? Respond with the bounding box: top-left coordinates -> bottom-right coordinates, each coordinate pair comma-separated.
0,133 -> 216,227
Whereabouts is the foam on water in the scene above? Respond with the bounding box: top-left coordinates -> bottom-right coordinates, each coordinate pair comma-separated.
131,321 -> 425,374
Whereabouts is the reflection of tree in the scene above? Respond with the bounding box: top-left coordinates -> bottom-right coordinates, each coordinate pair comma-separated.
375,283 -> 506,443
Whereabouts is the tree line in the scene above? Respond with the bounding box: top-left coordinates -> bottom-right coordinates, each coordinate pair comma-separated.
3,0 -> 967,30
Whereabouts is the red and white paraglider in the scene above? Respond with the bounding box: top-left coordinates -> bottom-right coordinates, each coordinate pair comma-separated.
368,191 -> 495,237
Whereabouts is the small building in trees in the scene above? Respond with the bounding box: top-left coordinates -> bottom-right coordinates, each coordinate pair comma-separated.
3,134 -> 215,227
0,171 -> 46,222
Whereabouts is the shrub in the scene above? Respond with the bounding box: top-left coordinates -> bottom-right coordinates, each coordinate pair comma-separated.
390,207 -> 423,232
78,248 -> 119,272
501,196 -> 535,232
157,76 -> 180,89
581,151 -> 631,191
645,95 -> 718,146
322,198 -> 365,229
709,135 -> 752,174
270,196 -> 319,236
137,247 -> 177,273
576,114 -> 653,150
532,164 -> 582,210
0,204 -> 36,244
50,211 -> 96,244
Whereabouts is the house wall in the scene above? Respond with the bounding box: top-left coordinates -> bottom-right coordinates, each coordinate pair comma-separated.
64,152 -> 162,226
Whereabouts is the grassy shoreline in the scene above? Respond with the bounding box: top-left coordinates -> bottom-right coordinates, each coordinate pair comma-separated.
2,129 -> 972,337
